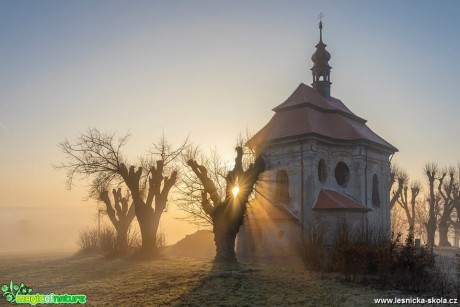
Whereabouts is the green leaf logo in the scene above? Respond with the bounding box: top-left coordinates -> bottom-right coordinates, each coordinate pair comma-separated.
1,280 -> 33,304
5,294 -> 13,302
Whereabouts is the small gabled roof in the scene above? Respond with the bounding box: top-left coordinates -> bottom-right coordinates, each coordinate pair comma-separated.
247,83 -> 397,153
313,189 -> 370,211
246,199 -> 299,221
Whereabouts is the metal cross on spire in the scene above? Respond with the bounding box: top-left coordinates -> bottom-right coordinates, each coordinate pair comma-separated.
318,12 -> 324,22
317,12 -> 324,41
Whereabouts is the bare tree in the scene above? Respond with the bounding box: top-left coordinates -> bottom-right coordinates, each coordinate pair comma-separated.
390,164 -> 407,210
437,167 -> 460,246
415,199 -> 429,244
424,162 -> 440,247
186,147 -> 265,262
176,147 -> 227,227
57,128 -> 185,258
396,180 -> 421,231
453,164 -> 460,247
100,188 -> 135,253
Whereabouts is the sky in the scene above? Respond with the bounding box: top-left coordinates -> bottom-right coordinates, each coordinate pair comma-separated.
1,0 -> 459,252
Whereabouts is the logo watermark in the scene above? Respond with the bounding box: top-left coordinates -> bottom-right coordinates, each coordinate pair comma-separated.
1,280 -> 86,305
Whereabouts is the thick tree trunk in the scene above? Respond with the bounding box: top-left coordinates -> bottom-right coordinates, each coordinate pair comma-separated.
426,221 -> 436,247
116,229 -> 129,254
188,147 -> 265,263
136,204 -> 162,258
211,197 -> 245,263
140,224 -> 156,255
137,213 -> 159,258
101,188 -> 136,256
438,222 -> 451,247
214,228 -> 238,262
454,222 -> 460,247
119,163 -> 175,259
425,166 -> 438,248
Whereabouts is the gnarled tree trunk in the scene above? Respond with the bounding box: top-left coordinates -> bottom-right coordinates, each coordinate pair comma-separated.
212,198 -> 245,262
101,188 -> 135,255
425,164 -> 438,247
188,147 -> 265,263
437,171 -> 458,247
437,222 -> 451,247
119,162 -> 177,258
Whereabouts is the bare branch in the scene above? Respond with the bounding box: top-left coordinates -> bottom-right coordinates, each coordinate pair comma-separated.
55,128 -> 129,198
187,159 -> 221,205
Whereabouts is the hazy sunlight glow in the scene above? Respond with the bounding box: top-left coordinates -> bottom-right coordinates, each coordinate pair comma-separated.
232,185 -> 239,197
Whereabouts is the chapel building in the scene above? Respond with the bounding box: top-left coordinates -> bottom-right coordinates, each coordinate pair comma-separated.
237,21 -> 397,258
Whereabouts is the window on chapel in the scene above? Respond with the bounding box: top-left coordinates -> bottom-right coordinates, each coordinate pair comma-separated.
335,162 -> 350,187
318,159 -> 327,184
275,170 -> 289,204
372,174 -> 381,207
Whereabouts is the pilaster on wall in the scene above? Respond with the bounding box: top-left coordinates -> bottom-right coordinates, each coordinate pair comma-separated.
261,138 -> 393,236
302,151 -> 316,224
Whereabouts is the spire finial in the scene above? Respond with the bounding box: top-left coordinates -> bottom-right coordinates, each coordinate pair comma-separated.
311,12 -> 331,98
318,12 -> 324,42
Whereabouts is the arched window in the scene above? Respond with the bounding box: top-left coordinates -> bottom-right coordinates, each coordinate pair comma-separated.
275,170 -> 289,203
318,159 -> 327,184
372,174 -> 381,207
335,162 -> 350,187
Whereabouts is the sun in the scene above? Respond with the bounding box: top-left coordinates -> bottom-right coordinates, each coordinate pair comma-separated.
232,185 -> 239,197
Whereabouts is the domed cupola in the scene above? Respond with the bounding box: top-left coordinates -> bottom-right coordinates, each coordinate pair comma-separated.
311,20 -> 332,98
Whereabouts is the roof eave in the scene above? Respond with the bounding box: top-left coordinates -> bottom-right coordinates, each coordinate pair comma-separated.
249,133 -> 398,155
312,207 -> 371,212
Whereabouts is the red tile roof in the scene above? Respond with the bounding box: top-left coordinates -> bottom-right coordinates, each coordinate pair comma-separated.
273,83 -> 358,119
248,83 -> 397,152
313,189 -> 371,211
246,198 -> 299,221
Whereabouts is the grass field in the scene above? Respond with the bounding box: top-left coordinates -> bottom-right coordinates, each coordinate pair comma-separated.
0,252 -> 409,306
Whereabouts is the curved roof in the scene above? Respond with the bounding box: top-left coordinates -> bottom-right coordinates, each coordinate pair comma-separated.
248,83 -> 397,153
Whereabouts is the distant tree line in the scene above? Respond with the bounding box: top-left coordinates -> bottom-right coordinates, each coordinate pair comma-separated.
390,163 -> 460,247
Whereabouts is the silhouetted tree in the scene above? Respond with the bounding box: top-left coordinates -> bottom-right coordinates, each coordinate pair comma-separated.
118,159 -> 177,257
57,128 -> 185,258
187,147 -> 265,262
99,188 -> 135,254
452,205 -> 460,247
390,164 -> 407,210
424,163 -> 440,247
396,180 -> 421,231
176,148 -> 227,227
453,165 -> 460,247
436,167 -> 460,246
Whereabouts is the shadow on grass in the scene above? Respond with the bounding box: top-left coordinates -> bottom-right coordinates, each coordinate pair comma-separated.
0,252 -> 141,296
173,260 -> 265,306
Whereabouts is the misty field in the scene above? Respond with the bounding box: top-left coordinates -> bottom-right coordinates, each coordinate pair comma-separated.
0,252 -> 408,306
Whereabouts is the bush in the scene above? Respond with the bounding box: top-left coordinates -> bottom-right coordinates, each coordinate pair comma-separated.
377,229 -> 437,293
299,220 -> 327,273
330,221 -> 382,282
99,226 -> 118,256
77,225 -> 142,257
456,254 -> 460,299
299,221 -> 450,295
77,227 -> 100,252
332,225 -> 440,292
